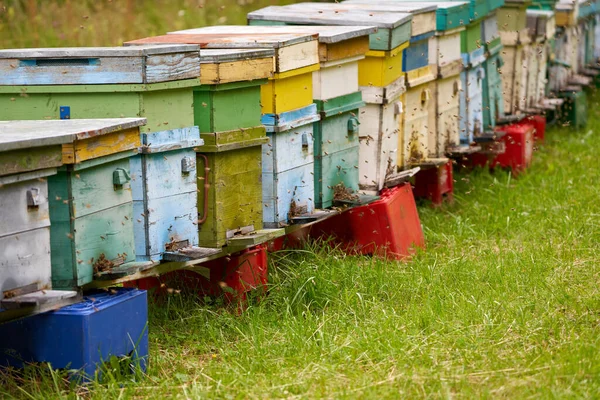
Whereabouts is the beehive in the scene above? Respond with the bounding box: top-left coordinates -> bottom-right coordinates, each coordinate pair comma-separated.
0,45 -> 206,260
146,27 -> 320,227
126,34 -> 280,243
1,119 -> 145,290
0,124 -> 61,301
231,25 -> 374,208
248,5 -> 415,193
526,10 -> 556,105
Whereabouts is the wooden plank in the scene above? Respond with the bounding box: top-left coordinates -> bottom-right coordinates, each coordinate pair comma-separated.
0,45 -> 200,85
200,48 -> 275,63
227,229 -> 285,248
0,177 -> 51,237
200,58 -> 274,84
0,289 -> 79,310
0,145 -> 62,177
261,69 -> 314,115
0,118 -> 146,152
313,60 -> 360,101
62,128 -> 141,164
358,42 -> 408,87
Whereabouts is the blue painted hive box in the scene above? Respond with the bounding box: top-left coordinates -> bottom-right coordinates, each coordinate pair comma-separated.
0,288 -> 148,379
130,127 -> 203,261
261,104 -> 320,227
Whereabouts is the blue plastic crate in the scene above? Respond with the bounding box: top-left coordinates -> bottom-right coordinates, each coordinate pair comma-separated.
0,288 -> 148,379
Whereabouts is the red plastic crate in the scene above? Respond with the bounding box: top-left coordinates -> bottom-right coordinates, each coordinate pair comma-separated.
517,115 -> 546,143
413,161 -> 454,206
492,122 -> 535,174
310,183 -> 425,259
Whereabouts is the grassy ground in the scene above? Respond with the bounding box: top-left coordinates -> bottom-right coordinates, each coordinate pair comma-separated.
0,0 -> 303,48
1,100 -> 599,398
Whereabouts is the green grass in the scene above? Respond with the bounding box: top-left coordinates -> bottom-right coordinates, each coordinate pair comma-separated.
2,99 -> 599,398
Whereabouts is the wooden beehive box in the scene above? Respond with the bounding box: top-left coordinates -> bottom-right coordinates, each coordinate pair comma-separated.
248,5 -> 416,190
130,127 -> 203,261
0,125 -> 62,303
482,52 -> 506,129
555,0 -> 578,26
0,119 -> 145,290
459,66 -> 486,142
128,29 -> 319,116
0,46 -> 200,134
226,25 -> 374,209
124,36 -> 278,246
261,104 -> 320,226
461,20 -> 486,67
500,43 -> 530,115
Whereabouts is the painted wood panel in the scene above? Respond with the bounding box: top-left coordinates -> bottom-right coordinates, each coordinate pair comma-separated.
0,229 -> 52,301
200,57 -> 274,85
435,76 -> 461,156
359,42 -> 408,88
482,53 -> 504,130
0,83 -> 196,135
262,164 -> 315,227
197,144 -> 264,248
62,128 -> 140,164
0,175 -> 51,238
130,30 -> 319,74
0,45 -> 200,85
247,6 -> 412,51
261,70 -> 315,115
48,156 -> 136,289
500,44 -> 528,115
194,82 -> 264,133
262,120 -> 315,175
402,83 -> 434,166
313,101 -> 362,208
436,31 -> 463,69
313,60 -> 360,101
133,192 -> 198,261
358,91 -> 404,193
0,146 -> 62,177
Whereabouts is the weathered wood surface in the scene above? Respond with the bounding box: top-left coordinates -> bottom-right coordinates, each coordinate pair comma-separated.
49,156 -> 136,289
0,118 -> 145,152
191,25 -> 378,45
313,59 -> 361,101
359,42 -> 408,88
261,68 -> 316,115
500,44 -> 528,115
0,176 -> 53,302
360,75 -> 406,104
402,83 -> 434,166
197,144 -> 264,248
0,146 -> 62,176
0,45 -> 200,85
128,32 -> 320,75
247,6 -> 412,51
201,58 -> 274,84
200,48 -> 275,63
0,84 -> 195,134
434,76 -> 461,156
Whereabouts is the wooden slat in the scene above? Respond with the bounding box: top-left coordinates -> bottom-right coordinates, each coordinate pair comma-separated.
0,118 -> 146,152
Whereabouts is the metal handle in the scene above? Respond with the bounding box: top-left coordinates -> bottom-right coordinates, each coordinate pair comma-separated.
181,156 -> 196,174
301,133 -> 309,150
347,116 -> 360,135
113,168 -> 131,188
26,188 -> 42,209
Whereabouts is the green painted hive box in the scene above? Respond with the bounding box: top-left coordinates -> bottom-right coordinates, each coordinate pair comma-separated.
1,119 -> 146,290
0,46 -> 200,134
482,53 -> 505,129
194,49 -> 274,247
558,89 -> 587,127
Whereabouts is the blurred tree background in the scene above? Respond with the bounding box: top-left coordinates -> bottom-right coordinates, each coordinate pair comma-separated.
0,0 -> 323,48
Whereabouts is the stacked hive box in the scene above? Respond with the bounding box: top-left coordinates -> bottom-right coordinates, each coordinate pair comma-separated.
125,36 -> 277,245
576,0 -> 599,78
130,28 -> 320,228
0,45 -> 203,263
526,10 -> 560,111
554,0 -> 589,126
0,121 -> 95,308
0,118 -> 145,290
498,0 -> 533,117
331,2 -> 446,167
210,25 -> 374,209
247,5 -> 416,194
